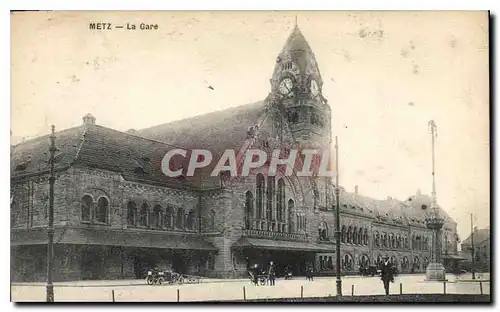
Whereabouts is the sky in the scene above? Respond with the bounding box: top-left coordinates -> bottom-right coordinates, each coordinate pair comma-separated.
11,11 -> 490,241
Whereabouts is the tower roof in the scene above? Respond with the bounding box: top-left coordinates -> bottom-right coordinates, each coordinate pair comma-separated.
281,25 -> 312,54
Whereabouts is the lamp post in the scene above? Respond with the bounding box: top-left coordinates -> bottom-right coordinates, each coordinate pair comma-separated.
334,136 -> 342,296
424,120 -> 446,281
46,125 -> 56,302
470,213 -> 476,280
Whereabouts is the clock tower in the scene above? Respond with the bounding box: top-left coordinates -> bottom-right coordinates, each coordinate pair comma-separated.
269,24 -> 332,150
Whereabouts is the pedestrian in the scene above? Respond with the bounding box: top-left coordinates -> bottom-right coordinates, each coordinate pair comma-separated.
268,261 -> 276,286
309,267 -> 314,281
252,264 -> 259,286
380,257 -> 395,295
305,266 -> 310,281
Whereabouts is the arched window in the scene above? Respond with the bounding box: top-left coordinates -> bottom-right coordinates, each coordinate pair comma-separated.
165,206 -> 174,229
343,254 -> 353,270
424,257 -> 429,268
288,199 -> 294,233
404,235 -> 408,249
11,200 -> 17,226
277,179 -> 285,223
81,195 -> 93,222
396,235 -> 401,248
318,222 -> 328,241
402,256 -> 409,270
151,205 -> 162,229
364,229 -> 369,245
353,227 -> 358,244
376,255 -> 383,269
359,254 -> 370,268
358,228 -> 363,245
208,210 -> 216,231
96,197 -> 109,223
413,256 -> 420,270
139,203 -> 149,227
186,210 -> 195,231
382,233 -> 388,247
266,176 -> 275,223
389,233 -> 394,248
341,226 -> 347,243
245,191 -> 254,230
256,174 -> 265,219
127,201 -> 137,226
176,208 -> 185,229
390,256 -> 397,267
347,226 -> 353,243
374,231 -> 380,247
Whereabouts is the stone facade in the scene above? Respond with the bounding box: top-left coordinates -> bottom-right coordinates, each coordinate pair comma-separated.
11,25 -> 459,282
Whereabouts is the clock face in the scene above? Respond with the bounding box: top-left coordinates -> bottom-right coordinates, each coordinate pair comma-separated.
310,79 -> 319,96
279,78 -> 294,95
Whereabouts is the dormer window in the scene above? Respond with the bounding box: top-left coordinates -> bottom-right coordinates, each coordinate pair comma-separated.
288,110 -> 299,123
15,164 -> 27,171
281,62 -> 293,70
134,167 -> 146,174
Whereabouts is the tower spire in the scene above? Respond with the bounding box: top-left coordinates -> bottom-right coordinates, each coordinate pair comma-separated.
295,15 -> 298,27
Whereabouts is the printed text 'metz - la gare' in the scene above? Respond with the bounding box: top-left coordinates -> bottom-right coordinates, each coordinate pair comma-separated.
89,22 -> 159,30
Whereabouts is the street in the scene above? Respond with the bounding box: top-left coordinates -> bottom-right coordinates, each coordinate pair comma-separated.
11,274 -> 490,302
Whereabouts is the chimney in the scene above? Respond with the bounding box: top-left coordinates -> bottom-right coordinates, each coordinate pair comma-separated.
416,188 -> 422,196
354,185 -> 358,195
83,113 -> 96,126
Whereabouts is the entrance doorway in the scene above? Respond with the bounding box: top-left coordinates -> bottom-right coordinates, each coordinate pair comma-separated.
243,249 -> 313,277
132,251 -> 158,279
81,251 -> 104,280
172,253 -> 188,274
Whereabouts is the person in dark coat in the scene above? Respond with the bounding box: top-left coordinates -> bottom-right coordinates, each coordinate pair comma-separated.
380,257 -> 395,295
268,261 -> 276,286
250,264 -> 259,286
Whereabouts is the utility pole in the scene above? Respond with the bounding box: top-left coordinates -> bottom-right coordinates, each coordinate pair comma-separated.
471,213 -> 475,280
46,125 -> 56,302
334,136 -> 342,296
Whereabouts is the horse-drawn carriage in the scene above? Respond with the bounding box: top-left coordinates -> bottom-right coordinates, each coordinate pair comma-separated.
248,269 -> 269,286
146,268 -> 184,285
247,263 -> 279,286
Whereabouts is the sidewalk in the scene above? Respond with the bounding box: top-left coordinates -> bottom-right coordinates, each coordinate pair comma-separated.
11,278 -> 250,287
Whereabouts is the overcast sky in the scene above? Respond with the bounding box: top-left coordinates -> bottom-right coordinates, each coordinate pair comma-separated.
11,11 -> 489,241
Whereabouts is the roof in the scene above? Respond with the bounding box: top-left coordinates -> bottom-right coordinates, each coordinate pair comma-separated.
275,25 -> 322,85
138,101 -> 267,159
137,100 -> 269,186
11,227 -> 217,251
337,190 -> 409,225
11,124 -> 202,189
232,237 -> 334,252
11,126 -> 85,175
462,227 -> 490,246
281,25 -> 312,54
404,192 -> 456,226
